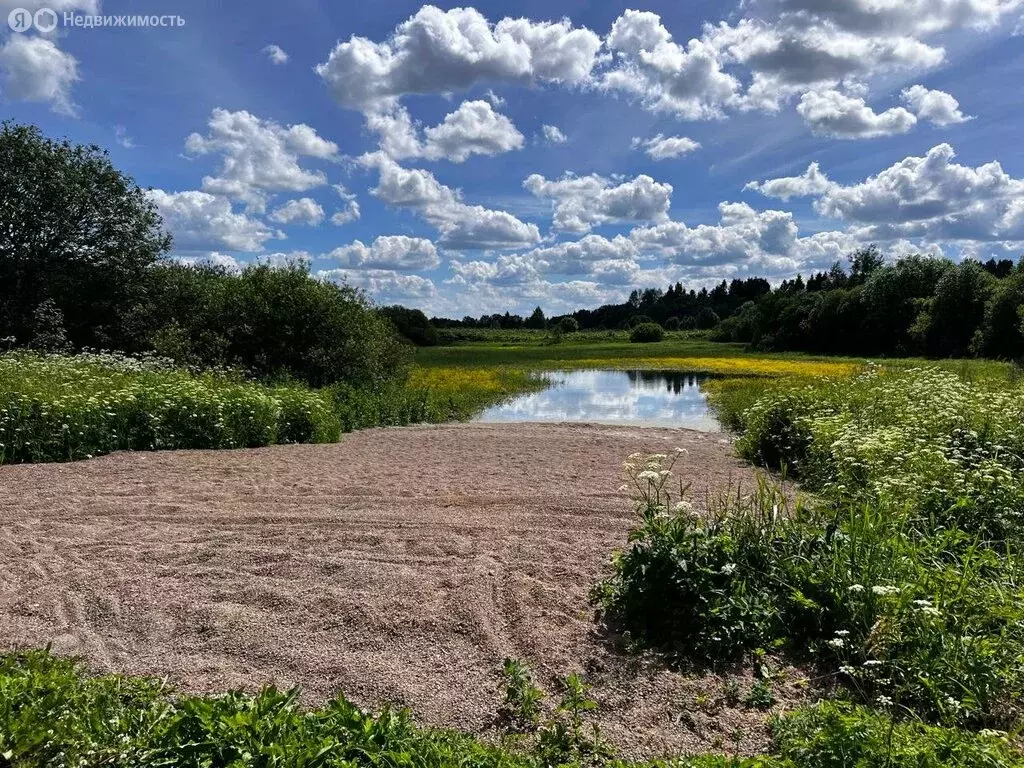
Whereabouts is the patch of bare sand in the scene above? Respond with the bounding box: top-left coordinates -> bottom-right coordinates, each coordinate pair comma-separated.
0,422 -> 815,759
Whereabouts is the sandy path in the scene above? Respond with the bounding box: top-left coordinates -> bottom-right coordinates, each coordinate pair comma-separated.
0,423 -> 793,758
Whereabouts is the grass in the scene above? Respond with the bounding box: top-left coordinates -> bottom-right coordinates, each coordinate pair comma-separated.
593,363 -> 1024,763
0,351 -> 546,465
8,333 -> 1024,764
0,351 -> 340,463
3,649 -> 1020,767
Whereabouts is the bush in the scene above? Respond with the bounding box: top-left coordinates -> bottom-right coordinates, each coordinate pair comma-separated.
695,307 -> 721,330
626,314 -> 653,329
378,305 -> 439,347
630,323 -> 665,343
663,317 -> 681,331
596,402 -> 1024,727
558,317 -> 580,333
772,702 -> 1021,768
0,352 -> 341,463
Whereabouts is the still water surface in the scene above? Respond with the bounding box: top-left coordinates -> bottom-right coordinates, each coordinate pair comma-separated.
474,369 -> 722,431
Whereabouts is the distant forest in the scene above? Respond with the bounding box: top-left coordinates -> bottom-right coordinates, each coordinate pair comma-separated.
429,248 -> 1024,359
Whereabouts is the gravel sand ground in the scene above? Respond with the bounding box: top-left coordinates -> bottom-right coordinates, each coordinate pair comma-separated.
0,422 -> 807,758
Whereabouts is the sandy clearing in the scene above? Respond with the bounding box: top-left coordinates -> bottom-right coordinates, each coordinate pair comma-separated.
0,422 -> 803,758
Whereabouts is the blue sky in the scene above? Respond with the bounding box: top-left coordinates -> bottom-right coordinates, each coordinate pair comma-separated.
2,0 -> 1023,317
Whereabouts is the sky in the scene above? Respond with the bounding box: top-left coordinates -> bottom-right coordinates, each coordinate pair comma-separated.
1,0 -> 1023,318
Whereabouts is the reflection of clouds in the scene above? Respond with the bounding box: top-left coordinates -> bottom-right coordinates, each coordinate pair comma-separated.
476,370 -> 722,431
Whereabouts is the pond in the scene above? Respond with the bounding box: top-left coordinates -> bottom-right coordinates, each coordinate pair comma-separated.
473,369 -> 722,431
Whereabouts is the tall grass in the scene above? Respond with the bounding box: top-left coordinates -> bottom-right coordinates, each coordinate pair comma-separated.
0,352 -> 549,465
0,352 -> 340,463
597,365 -> 1024,734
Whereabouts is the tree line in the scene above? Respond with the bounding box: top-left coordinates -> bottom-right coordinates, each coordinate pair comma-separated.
0,122 -> 409,387
712,248 -> 1024,359
430,247 -> 1024,359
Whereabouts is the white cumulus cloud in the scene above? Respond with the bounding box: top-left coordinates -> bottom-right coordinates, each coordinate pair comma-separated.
542,125 -> 568,144
524,172 -> 673,233
0,35 -> 79,115
327,235 -> 440,271
745,161 -> 836,200
268,197 -> 326,226
632,134 -> 701,160
147,189 -> 281,252
262,44 -> 289,65
797,89 -> 917,138
362,151 -> 541,249
901,85 -> 973,126
315,5 -> 601,111
184,108 -> 338,213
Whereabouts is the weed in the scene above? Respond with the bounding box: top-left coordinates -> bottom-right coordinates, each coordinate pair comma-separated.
500,658 -> 544,731
745,680 -> 775,710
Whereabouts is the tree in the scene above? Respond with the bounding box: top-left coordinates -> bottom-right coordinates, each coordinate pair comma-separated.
0,122 -> 171,349
378,305 -> 438,346
860,256 -> 951,355
975,271 -> 1024,359
558,316 -> 579,333
525,306 -> 547,329
921,261 -> 995,357
695,307 -> 720,330
849,245 -> 885,286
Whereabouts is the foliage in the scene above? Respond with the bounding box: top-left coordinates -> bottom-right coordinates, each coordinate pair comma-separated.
559,317 -> 581,333
734,367 -> 1024,539
0,122 -> 171,351
0,123 -> 414,389
3,650 -> 1020,768
695,307 -> 721,330
771,701 -> 1021,768
630,323 -> 666,343
136,262 -> 412,387
594,447 -> 1024,727
0,351 -> 340,464
525,306 -> 547,330
975,270 -> 1024,360
0,649 -> 539,768
627,315 -> 655,329
406,366 -> 547,422
500,658 -> 544,730
622,365 -> 1024,728
917,262 -> 996,358
0,352 -> 553,464
536,673 -> 612,766
379,305 -> 439,347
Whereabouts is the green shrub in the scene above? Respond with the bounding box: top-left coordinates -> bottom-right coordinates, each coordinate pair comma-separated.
0,650 -> 541,768
559,317 -> 580,333
4,651 -> 1019,768
0,352 -> 341,464
734,367 -> 1024,540
630,323 -> 665,343
772,702 -> 1022,768
594,448 -> 1024,727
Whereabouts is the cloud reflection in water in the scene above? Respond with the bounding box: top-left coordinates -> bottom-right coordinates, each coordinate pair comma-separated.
474,369 -> 721,431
